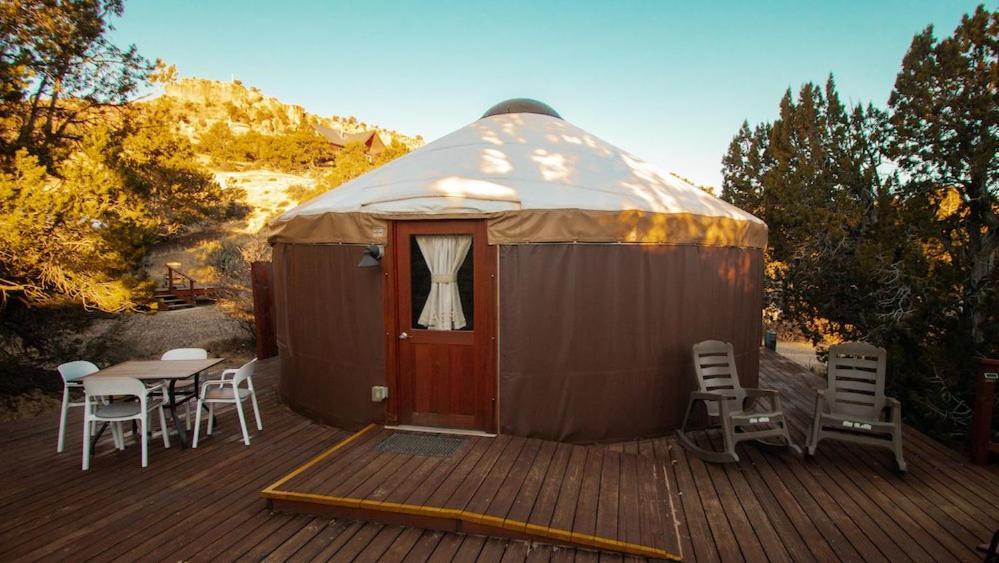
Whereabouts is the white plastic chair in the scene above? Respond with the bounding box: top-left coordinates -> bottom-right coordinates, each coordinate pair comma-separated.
82,376 -> 170,469
57,361 -> 124,453
193,359 -> 262,447
160,347 -> 208,429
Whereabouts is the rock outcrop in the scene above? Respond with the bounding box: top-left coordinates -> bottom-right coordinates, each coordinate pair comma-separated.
151,77 -> 422,148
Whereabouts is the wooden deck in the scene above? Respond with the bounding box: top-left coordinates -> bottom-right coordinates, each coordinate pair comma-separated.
261,426 -> 680,559
0,350 -> 997,561
668,353 -> 999,562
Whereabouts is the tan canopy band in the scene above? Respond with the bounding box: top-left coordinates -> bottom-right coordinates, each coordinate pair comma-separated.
268,209 -> 768,249
269,212 -> 388,245
488,209 -> 768,248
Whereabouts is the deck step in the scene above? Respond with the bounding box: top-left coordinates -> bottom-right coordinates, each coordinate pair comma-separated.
155,290 -> 197,310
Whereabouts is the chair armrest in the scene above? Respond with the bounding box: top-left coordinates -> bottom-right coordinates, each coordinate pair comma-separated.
218,368 -> 238,381
199,378 -> 228,395
690,391 -> 736,417
884,397 -> 902,423
812,388 -> 829,416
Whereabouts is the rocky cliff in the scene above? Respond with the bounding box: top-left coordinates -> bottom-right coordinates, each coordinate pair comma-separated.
151,77 -> 422,148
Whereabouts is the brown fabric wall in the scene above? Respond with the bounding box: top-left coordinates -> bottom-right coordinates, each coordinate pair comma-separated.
272,243 -> 385,430
498,244 -> 763,443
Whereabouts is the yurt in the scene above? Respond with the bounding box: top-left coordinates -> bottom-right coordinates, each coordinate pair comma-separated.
268,99 -> 767,442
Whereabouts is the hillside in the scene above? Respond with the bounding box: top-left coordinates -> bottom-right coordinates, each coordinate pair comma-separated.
147,77 -> 423,150
136,77 -> 420,236
133,76 -> 421,288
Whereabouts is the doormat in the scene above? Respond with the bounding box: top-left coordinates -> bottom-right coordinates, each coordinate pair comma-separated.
374,432 -> 466,457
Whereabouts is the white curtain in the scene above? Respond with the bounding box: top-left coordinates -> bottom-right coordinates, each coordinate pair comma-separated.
416,235 -> 472,330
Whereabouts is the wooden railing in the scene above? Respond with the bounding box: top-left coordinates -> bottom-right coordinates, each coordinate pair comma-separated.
165,265 -> 197,294
971,357 -> 999,464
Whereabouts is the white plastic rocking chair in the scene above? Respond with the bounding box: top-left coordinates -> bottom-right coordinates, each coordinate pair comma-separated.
192,358 -> 262,447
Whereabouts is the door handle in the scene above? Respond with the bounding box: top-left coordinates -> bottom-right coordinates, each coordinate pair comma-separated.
399,332 -> 410,340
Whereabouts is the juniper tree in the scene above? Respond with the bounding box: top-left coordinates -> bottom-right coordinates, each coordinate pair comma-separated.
888,5 -> 998,350
0,0 -> 152,166
721,6 -> 999,439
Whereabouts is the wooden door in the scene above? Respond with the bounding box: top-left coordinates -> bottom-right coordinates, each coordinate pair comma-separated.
388,220 -> 496,431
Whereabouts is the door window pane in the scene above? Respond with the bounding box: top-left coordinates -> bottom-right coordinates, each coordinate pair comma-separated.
411,235 -> 473,330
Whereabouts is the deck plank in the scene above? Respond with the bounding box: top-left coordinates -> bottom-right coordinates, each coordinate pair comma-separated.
702,432 -> 793,563
374,526 -> 425,563
646,438 -> 680,557
440,434 -> 515,511
285,519 -> 356,562
379,453 -> 447,503
401,435 -> 485,507
426,435 -> 506,509
450,534 -> 488,561
525,442 -> 573,530
548,445 -> 588,535
595,450 -> 621,543
571,448 -> 605,541
424,531 -> 464,562
283,425 -> 386,494
655,437 -> 711,562
616,445 -> 642,548
486,437 -> 544,523
364,451 -> 434,503
401,529 -> 446,561
291,426 -> 389,494
505,439 -> 558,529
677,433 -> 744,562
352,524 -> 409,563
462,436 -> 529,517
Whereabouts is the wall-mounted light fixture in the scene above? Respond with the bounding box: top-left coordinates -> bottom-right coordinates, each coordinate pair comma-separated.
358,244 -> 384,268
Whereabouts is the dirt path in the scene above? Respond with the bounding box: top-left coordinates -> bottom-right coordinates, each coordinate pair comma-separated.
776,340 -> 823,372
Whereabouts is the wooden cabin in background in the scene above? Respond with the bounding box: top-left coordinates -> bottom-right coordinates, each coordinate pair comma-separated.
311,124 -> 386,158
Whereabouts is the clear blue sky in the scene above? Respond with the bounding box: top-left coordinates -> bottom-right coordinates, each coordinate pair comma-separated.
111,1 -> 985,188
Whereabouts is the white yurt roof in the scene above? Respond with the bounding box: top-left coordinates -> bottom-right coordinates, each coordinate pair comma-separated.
270,101 -> 767,248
